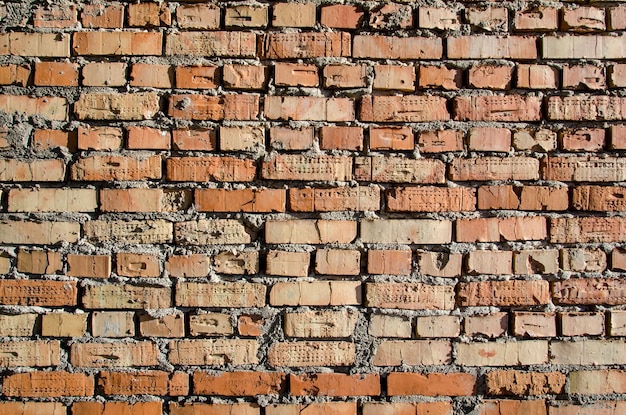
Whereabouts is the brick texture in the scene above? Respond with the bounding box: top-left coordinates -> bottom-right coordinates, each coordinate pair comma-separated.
0,0 -> 622,412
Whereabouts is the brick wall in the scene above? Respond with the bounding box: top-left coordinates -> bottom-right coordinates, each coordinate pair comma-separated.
0,0 -> 625,414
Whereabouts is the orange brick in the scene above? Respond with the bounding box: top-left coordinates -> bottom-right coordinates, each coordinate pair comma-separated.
418,65 -> 461,89
172,128 -> 216,151
130,63 -> 173,88
468,127 -> 511,152
362,402 -> 452,415
486,370 -> 565,396
370,3 -> 414,29
275,63 -> 318,87
166,156 -> 256,182
320,4 -> 364,29
166,32 -> 256,57
479,400 -> 546,415
175,66 -> 218,89
290,373 -> 380,396
562,7 -> 605,31
67,254 -> 111,279
323,64 -> 367,88
193,371 -> 286,395
388,372 -> 476,396
72,402 -> 162,415
139,314 -> 184,338
177,4 -> 220,29
367,250 -> 412,275
516,64 -> 558,89
3,371 -> 93,397
126,126 -> 171,150
448,36 -> 537,59
563,65 -> 605,90
223,64 -> 267,90
196,188 -> 285,213
373,65 -> 416,91
33,62 -> 77,87
73,32 -> 162,56
0,402 -> 66,415
0,64 -> 30,86
170,403 -> 260,415
71,154 -> 161,181
34,5 -> 77,28
0,279 -> 77,306
418,130 -> 464,153
370,126 -> 414,150
81,3 -> 124,28
513,312 -> 556,337
0,95 -> 68,121
320,126 -> 363,150
454,95 -> 541,121
354,35 -> 441,60
315,249 -> 360,276
469,65 -> 513,89
100,188 -> 190,213
269,281 -> 361,306
366,282 -> 454,310
560,128 -> 605,151
168,94 -> 259,120
238,315 -> 264,336
116,253 -> 161,278
459,280 -> 550,307
166,254 -> 210,278
77,126 -> 122,151
127,2 -> 171,27
81,62 -> 127,87
98,370 -> 187,395
515,7 -> 558,30
17,249 -> 62,275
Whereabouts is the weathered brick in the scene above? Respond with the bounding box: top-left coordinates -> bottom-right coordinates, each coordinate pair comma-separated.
388,372 -> 475,396
387,186 -> 475,212
561,312 -> 605,336
448,36 -> 537,59
266,250 -> 310,277
173,128 -> 216,151
267,403 -> 355,415
127,2 -> 170,27
196,189 -> 285,213
0,340 -> 59,367
513,312 -> 556,337
454,96 -> 541,121
450,157 -> 539,181
83,284 -> 171,309
268,341 -> 355,367
469,65 -> 513,90
175,66 -> 218,89
361,219 -> 451,244
467,7 -> 508,32
290,373 -> 380,396
82,62 -> 127,87
130,63 -> 172,88
370,3 -> 413,29
315,249 -> 360,276
176,282 -> 265,308
98,370 -> 186,395
370,315 -> 412,338
373,340 -> 452,366
562,248 -> 607,272
34,62 -> 78,87
70,342 -> 158,367
517,64 -> 558,89
92,311 -> 135,337
573,186 -> 626,211
214,251 -> 259,275
223,65 -> 267,90
419,65 -> 461,89
563,65 -> 606,90
456,217 -> 547,242
3,372 -> 93,397
0,95 -> 67,121
101,188 -> 190,213
261,32 -> 350,59
73,32 -> 162,56
368,250 -> 412,276
366,283 -> 454,310
551,340 -> 626,365
547,96 -> 626,120
176,4 -> 220,29
225,5 -> 267,28
0,64 -> 30,86
67,254 -> 111,278
550,217 -> 626,243
456,341 -> 549,366
514,249 -> 559,275
554,278 -> 626,306
466,250 -> 513,275
84,219 -> 172,244
74,401 -> 162,415
362,403 -> 453,415
8,188 -> 97,212
174,219 -> 251,245
0,220 -> 79,245
355,157 -> 446,184
465,313 -> 508,338
418,130 -> 464,153
139,314 -> 184,338
562,7 -> 606,32
419,7 -> 460,30
266,220 -> 356,244
353,35 -> 441,59
190,313 -> 233,336
265,96 -> 353,121
168,94 -> 259,120
479,400 -> 546,415
3,33 -> 70,57
169,339 -> 258,366
370,126 -> 414,150
417,252 -> 463,278
284,310 -> 358,338
477,185 -> 568,211
42,313 -> 87,337
289,186 -> 379,212
570,370 -> 626,394
486,370 -> 565,396
0,280 -> 76,306
468,127 -> 511,152
514,7 -> 558,31
75,93 -> 159,120
459,281 -> 550,307
324,64 -> 367,89
269,281 -> 362,306
320,5 -> 364,29
170,403 -> 259,415
194,371 -> 285,396
81,3 -> 124,28
0,313 -> 37,336
167,156 -> 256,182
272,3 -> 316,27
550,402 -> 626,415
0,402 -> 66,415
416,315 -> 461,338
360,95 -> 449,122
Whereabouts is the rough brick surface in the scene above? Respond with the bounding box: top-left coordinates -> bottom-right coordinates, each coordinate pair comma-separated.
0,0 -> 623,411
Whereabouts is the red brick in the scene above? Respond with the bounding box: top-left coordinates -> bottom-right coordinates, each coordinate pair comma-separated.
353,35 -> 441,59
196,188 -> 286,213
238,315 -> 264,336
275,63 -> 318,87
166,156 -> 256,182
517,64 -> 558,89
320,126 -> 363,150
478,185 -> 568,211
562,7 -> 605,32
265,96 -> 353,121
550,401 -> 626,415
3,371 -> 93,397
130,63 -> 172,88
388,372 -> 476,396
270,126 -> 313,150
560,128 -> 605,151
547,96 -> 626,121
454,95 -> 541,121
419,7 -> 460,30
486,370 -> 565,396
0,280 -> 77,306
0,95 -> 68,121
468,65 -> 513,89
362,402 -> 453,415
272,3 -> 316,28
554,278 -> 626,306
170,403 -> 260,415
0,402 -> 66,415
77,126 -> 122,151
169,94 -> 259,120
550,217 -> 626,243
479,400 -> 546,415
288,186 -> 380,212
467,250 -> 513,275
418,130 -> 464,153
612,248 -> 626,271
456,217 -> 547,242
172,128 -> 216,151
324,64 -> 367,88
223,64 -> 267,90
290,373 -> 380,396
361,95 -> 449,122
176,4 -> 220,29
386,186 -> 475,212
17,249 -> 62,275
321,5 -> 364,29
34,5 -> 77,28
373,65 -> 416,91
370,126 -> 414,150
262,154 -> 352,181
116,253 -> 160,278
450,157 -> 539,181
468,127 -> 511,152
370,3 -> 414,29
81,3 -> 124,28
98,370 -> 187,396
315,249 -> 360,276
0,64 -> 30,86
367,250 -> 412,275
563,65 -> 606,90
193,371 -> 286,395
267,403 -> 355,415
514,7 -> 558,31
67,254 -> 111,279
126,126 -> 171,150
72,402 -> 162,415
127,2 -> 171,27
418,66 -> 461,89
34,62 -> 78,87
261,32 -> 350,59
175,66 -> 218,89
73,32 -> 162,56
448,36 -> 537,59
100,188 -> 190,213
459,280 -> 550,307
166,32 -> 256,57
